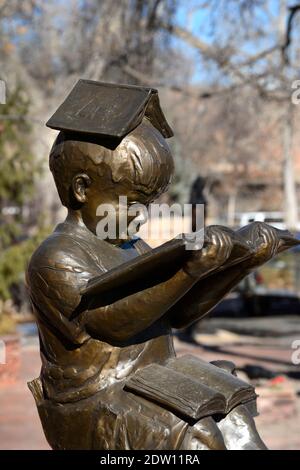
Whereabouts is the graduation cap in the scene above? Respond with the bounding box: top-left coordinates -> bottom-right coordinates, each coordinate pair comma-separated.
46,79 -> 173,142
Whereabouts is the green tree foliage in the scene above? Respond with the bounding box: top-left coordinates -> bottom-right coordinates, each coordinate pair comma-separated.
0,227 -> 49,300
0,84 -> 37,247
0,82 -> 44,301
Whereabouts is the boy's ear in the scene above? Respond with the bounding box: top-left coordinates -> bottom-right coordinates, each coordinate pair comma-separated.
72,173 -> 91,204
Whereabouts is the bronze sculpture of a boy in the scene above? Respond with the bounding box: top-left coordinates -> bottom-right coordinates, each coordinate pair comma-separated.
27,80 -> 298,450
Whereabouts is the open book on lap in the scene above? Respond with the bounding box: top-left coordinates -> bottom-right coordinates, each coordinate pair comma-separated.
124,355 -> 257,421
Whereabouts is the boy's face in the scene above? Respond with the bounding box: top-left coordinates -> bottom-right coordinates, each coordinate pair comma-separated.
69,122 -> 174,243
79,178 -> 153,244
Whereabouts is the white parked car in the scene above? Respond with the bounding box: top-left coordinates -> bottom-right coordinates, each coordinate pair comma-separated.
236,211 -> 287,230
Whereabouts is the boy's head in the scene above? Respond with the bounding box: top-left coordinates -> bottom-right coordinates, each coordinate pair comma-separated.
49,118 -> 174,238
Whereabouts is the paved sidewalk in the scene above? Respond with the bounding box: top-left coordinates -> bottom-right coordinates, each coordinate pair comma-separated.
174,336 -> 300,450
0,335 -> 299,450
0,342 -> 49,449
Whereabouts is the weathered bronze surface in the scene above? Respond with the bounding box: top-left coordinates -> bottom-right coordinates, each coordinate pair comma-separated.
46,79 -> 173,139
26,80 -> 299,450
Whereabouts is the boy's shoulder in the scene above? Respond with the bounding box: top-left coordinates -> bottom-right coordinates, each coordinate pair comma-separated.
26,224 -> 103,311
27,222 -> 105,279
29,230 -> 90,271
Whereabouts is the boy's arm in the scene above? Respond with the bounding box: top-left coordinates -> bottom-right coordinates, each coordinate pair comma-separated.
29,238 -> 196,345
168,263 -> 250,329
82,227 -> 232,344
83,268 -> 196,343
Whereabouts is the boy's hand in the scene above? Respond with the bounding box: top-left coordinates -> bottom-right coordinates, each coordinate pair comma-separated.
183,226 -> 233,279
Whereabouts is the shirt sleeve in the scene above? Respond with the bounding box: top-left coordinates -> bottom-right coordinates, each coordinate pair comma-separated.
27,236 -> 103,345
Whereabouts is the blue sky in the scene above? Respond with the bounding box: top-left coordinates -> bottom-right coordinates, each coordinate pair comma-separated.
171,0 -> 295,84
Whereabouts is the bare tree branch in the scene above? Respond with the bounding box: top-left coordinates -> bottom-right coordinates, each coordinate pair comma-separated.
122,64 -> 248,100
281,3 -> 300,64
158,18 -> 281,72
157,19 -> 233,66
157,17 -> 292,103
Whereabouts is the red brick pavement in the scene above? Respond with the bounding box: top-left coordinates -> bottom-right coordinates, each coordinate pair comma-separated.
174,337 -> 300,450
0,338 -> 299,450
0,344 -> 49,449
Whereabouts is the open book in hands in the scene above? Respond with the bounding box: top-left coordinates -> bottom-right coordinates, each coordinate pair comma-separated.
81,223 -> 299,297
